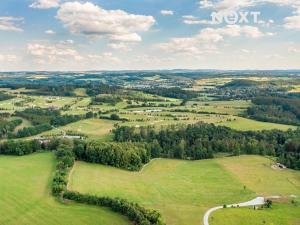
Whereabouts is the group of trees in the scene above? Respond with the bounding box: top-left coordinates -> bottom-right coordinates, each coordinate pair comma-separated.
247,96 -> 300,126
143,87 -> 198,100
92,95 -> 122,105
63,191 -> 164,225
0,139 -> 42,155
73,140 -> 149,171
279,139 -> 300,169
14,108 -> 83,138
113,123 -> 300,169
0,119 -> 22,138
99,113 -> 129,122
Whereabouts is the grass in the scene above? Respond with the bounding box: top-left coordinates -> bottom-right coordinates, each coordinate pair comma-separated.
69,158 -> 254,225
0,152 -> 131,225
70,156 -> 300,225
220,116 -> 296,131
40,118 -> 116,140
210,203 -> 300,225
217,155 -> 300,196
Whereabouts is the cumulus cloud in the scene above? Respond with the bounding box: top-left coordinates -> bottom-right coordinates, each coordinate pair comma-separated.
30,0 -> 60,9
158,25 -> 268,55
27,42 -> 82,63
284,6 -> 300,29
56,1 -> 155,42
0,16 -> 23,32
160,10 -> 174,15
108,42 -> 131,51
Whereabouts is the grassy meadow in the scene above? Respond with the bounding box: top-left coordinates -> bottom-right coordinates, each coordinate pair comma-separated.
69,158 -> 254,225
0,153 -> 131,225
69,156 -> 300,225
210,203 -> 300,225
39,118 -> 116,140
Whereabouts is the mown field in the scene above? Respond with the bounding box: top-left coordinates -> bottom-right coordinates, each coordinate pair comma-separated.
39,118 -> 116,140
69,156 -> 300,225
210,203 -> 300,225
0,153 -> 131,225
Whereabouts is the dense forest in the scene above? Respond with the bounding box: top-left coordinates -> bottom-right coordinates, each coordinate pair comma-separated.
143,87 -> 198,99
113,123 -> 300,170
247,96 -> 300,126
92,95 -> 122,105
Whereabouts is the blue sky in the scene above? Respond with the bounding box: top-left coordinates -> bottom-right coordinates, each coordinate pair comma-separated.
0,0 -> 299,71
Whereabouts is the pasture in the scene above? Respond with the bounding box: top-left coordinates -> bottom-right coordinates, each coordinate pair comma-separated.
0,153 -> 131,225
40,119 -> 116,140
210,203 -> 300,225
69,156 -> 300,225
69,158 -> 254,225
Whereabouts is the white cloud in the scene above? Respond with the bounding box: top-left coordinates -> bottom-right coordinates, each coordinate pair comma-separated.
56,1 -> 155,42
288,47 -> 300,53
30,0 -> 60,9
199,0 -> 299,11
160,10 -> 174,15
108,42 -> 131,51
182,15 -> 217,25
27,42 -> 82,63
158,25 -> 268,55
0,17 -> 23,32
45,29 -> 56,35
0,54 -> 18,62
284,6 -> 300,29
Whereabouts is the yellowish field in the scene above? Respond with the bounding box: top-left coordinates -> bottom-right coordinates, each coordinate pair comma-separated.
217,155 -> 300,196
220,116 -> 296,131
40,119 -> 116,139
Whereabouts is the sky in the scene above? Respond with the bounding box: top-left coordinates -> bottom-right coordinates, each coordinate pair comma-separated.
0,0 -> 299,71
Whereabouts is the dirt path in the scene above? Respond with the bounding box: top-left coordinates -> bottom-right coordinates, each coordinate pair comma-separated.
203,197 -> 265,225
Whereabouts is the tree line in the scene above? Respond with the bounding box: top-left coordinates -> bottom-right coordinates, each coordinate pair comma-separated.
0,138 -> 165,224
13,108 -> 83,138
247,96 -> 300,126
113,123 -> 300,169
51,139 -> 164,225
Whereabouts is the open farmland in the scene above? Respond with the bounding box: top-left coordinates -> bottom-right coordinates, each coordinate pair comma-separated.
0,153 -> 131,225
69,156 -> 300,225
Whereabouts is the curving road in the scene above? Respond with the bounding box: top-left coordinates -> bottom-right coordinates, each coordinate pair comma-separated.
203,197 -> 265,225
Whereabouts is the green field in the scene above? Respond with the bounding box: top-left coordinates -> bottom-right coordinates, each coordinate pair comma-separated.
69,158 -> 254,225
220,116 -> 296,131
217,155 -> 300,196
0,153 -> 131,225
210,203 -> 300,225
40,119 -> 116,140
69,156 -> 300,225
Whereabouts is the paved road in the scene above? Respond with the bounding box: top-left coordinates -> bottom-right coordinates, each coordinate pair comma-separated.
203,197 -> 265,225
